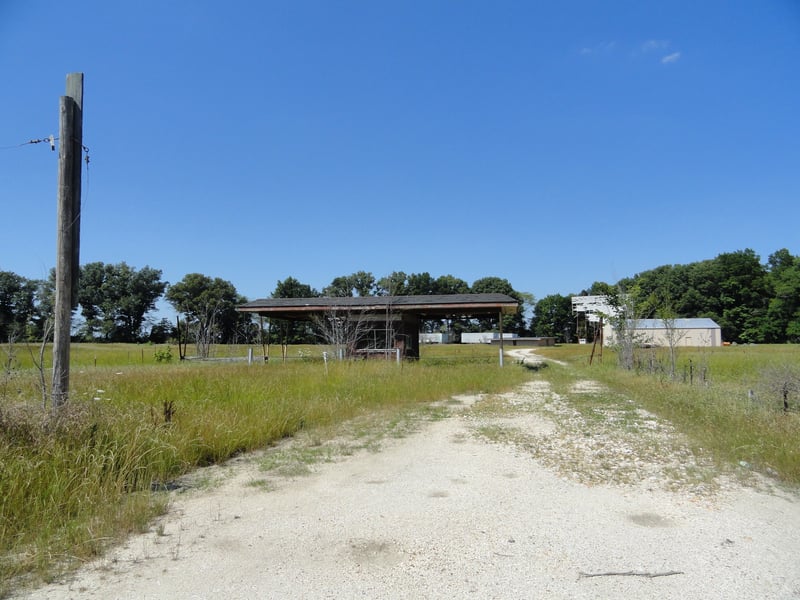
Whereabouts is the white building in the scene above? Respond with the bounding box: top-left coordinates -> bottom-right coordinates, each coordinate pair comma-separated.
461,332 -> 518,344
419,333 -> 454,344
603,318 -> 722,347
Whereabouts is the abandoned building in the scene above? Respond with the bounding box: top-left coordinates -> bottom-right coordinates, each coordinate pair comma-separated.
236,293 -> 519,359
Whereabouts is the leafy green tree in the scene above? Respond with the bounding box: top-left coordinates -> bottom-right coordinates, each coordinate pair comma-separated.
619,264 -> 691,319
765,249 -> 800,342
221,292 -> 255,344
406,272 -> 438,295
434,274 -> 470,295
350,271 -> 377,297
77,263 -> 105,338
149,317 -> 177,343
376,271 -> 408,296
402,273 -> 468,333
470,276 -> 528,334
268,277 -> 319,344
617,249 -> 779,343
419,274 -> 471,335
767,248 -> 795,273
582,281 -> 615,296
77,262 -> 166,342
471,276 -> 515,297
272,277 -> 318,300
324,276 -> 356,297
165,273 -> 241,356
713,249 -> 770,343
0,271 -> 37,341
28,274 -> 56,340
323,271 -> 376,297
377,271 -> 470,297
531,294 -> 574,342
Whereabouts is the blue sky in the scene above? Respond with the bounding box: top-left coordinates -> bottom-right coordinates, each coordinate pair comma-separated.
1,1 -> 799,316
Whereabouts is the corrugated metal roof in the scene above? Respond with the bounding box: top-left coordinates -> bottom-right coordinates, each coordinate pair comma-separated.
631,318 -> 720,330
237,293 -> 519,318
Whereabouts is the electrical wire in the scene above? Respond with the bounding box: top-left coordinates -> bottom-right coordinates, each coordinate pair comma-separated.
0,136 -> 57,150
0,135 -> 90,168
2,134 -> 91,227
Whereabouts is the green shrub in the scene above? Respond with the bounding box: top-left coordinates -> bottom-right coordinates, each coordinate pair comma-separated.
153,346 -> 173,363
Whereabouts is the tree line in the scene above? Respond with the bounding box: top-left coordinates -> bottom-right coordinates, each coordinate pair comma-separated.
530,248 -> 800,344
2,247 -> 797,347
0,266 -> 529,348
268,272 -> 531,345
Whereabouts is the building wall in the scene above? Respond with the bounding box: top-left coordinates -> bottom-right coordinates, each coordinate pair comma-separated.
461,332 -> 518,344
638,327 -> 721,347
489,337 -> 555,347
419,333 -> 454,344
602,324 -> 722,347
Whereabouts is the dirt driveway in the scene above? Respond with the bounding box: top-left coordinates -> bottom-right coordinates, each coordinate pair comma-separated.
16,350 -> 800,599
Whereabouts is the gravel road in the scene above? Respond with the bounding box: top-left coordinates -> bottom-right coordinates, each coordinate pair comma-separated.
15,350 -> 800,599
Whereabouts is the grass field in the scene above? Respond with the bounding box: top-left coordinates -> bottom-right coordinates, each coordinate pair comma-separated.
535,343 -> 800,485
0,342 -> 527,592
2,340 -> 506,369
1,341 -> 797,594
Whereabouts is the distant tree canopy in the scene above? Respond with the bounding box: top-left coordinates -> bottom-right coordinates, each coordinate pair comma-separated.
764,249 -> 800,343
262,272 -> 531,342
267,277 -> 320,344
2,247 -> 797,345
530,294 -> 574,343
165,273 -> 252,352
78,262 -> 166,342
610,248 -> 800,343
470,276 -> 530,333
322,271 -> 376,297
0,271 -> 37,341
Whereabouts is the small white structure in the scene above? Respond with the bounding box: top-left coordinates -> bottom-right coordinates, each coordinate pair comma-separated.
603,318 -> 722,347
419,333 -> 454,344
461,332 -> 518,344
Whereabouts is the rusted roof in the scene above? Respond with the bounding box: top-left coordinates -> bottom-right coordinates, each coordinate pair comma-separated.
237,293 -> 518,320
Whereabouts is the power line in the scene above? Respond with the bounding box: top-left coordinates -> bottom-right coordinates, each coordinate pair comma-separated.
1,133 -> 91,229
2,132 -> 91,217
0,135 -> 57,150
1,135 -> 90,166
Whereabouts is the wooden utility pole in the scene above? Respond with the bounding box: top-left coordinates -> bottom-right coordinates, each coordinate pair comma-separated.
589,316 -> 604,365
52,73 -> 84,408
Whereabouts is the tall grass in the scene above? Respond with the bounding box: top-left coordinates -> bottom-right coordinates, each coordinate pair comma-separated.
0,347 -> 529,591
7,340 -> 795,592
537,344 -> 800,485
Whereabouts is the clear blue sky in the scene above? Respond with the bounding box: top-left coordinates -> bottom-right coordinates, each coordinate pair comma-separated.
2,1 -> 799,314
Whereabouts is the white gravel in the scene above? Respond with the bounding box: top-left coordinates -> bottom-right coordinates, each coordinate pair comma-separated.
14,350 -> 800,599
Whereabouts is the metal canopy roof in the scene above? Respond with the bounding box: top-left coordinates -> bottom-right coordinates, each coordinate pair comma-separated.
237,293 -> 519,320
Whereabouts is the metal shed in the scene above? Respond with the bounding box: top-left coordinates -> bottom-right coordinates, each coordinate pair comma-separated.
603,318 -> 722,347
